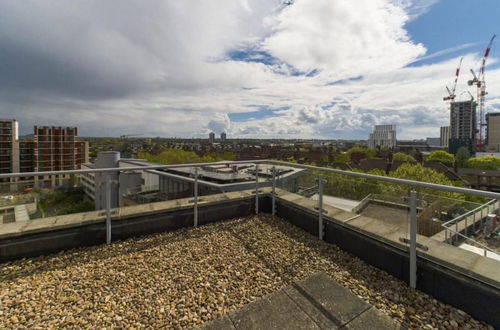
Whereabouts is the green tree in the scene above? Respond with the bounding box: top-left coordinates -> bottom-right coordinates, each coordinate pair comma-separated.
393,152 -> 416,162
465,155 -> 500,170
380,162 -> 468,206
426,150 -> 455,167
138,149 -> 236,165
334,153 -> 350,163
346,146 -> 378,160
455,147 -> 471,168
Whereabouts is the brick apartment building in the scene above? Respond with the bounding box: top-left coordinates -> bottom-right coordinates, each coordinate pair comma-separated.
0,120 -> 20,191
0,120 -> 89,192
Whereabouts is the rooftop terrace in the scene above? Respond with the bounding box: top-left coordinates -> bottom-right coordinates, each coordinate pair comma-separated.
0,215 -> 492,329
0,159 -> 499,329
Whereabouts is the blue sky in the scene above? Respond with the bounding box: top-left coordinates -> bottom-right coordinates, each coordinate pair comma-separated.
406,0 -> 499,67
0,0 -> 498,139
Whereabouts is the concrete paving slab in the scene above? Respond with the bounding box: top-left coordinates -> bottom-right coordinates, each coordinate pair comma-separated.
293,273 -> 371,327
230,290 -> 321,330
199,273 -> 401,330
199,315 -> 236,330
284,284 -> 342,329
343,306 -> 401,330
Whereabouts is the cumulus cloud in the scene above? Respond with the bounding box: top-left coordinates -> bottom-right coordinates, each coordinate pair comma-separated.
0,0 -> 498,140
263,0 -> 426,78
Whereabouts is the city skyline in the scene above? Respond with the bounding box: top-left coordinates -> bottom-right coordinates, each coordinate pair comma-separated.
0,0 -> 499,139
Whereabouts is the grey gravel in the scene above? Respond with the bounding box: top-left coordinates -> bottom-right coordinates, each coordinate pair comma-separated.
0,215 -> 494,329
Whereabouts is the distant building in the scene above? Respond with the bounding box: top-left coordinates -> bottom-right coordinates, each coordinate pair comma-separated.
220,132 -> 226,143
209,132 -> 215,144
368,125 -> 396,149
81,151 -> 125,210
450,100 -> 476,140
426,137 -> 441,147
440,126 -> 450,148
486,112 -> 500,152
31,126 -> 89,187
0,120 -> 89,191
0,120 -> 20,192
82,152 -> 305,210
449,100 -> 477,154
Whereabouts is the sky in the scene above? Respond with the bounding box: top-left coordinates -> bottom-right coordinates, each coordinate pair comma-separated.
0,0 -> 499,139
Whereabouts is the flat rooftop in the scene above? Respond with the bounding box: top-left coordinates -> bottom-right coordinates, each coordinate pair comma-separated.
0,215 -> 490,329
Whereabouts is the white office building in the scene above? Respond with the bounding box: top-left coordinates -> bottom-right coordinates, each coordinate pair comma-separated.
440,126 -> 450,148
368,125 -> 397,149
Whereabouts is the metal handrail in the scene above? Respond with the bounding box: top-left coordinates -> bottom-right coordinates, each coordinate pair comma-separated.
0,160 -> 264,178
266,160 -> 500,199
442,199 -> 496,227
1,158 -> 499,289
2,159 -> 500,199
444,225 -> 499,257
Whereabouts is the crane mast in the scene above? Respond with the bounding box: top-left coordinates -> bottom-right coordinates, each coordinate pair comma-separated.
468,35 -> 496,151
443,57 -> 463,101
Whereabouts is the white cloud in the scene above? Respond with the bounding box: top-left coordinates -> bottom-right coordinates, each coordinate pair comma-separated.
0,0 -> 498,140
263,0 -> 426,78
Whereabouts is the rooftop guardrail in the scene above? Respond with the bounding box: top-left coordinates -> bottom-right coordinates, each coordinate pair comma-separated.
1,159 -> 500,289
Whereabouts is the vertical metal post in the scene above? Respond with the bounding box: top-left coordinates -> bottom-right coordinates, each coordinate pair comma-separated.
105,175 -> 111,245
465,215 -> 468,237
473,212 -> 476,233
445,228 -> 448,243
455,219 -> 458,245
255,164 -> 259,215
409,189 -> 417,288
318,175 -> 324,240
194,168 -> 198,227
271,166 -> 276,217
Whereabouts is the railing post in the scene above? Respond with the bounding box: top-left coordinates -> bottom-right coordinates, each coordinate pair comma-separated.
255,164 -> 259,215
105,175 -> 112,245
481,207 -> 484,227
194,168 -> 198,227
455,219 -> 458,245
318,175 -> 324,240
272,166 -> 276,217
465,215 -> 468,237
473,212 -> 476,233
445,228 -> 448,243
409,188 -> 417,288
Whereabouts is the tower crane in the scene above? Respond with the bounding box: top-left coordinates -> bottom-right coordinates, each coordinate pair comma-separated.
468,34 -> 496,151
443,57 -> 463,101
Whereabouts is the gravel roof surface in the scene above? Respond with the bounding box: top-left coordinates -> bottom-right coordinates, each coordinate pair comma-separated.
0,215 -> 493,329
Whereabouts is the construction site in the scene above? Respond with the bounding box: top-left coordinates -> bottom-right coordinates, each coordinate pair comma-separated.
443,35 -> 497,154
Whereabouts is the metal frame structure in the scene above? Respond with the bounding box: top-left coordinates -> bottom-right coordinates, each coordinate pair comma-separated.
1,159 -> 500,289
442,199 -> 499,257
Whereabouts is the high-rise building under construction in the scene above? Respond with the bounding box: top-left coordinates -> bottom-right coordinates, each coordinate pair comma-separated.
450,100 -> 477,140
449,100 -> 477,154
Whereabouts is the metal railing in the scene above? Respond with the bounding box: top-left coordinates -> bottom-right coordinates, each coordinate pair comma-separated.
1,159 -> 500,289
442,199 -> 499,257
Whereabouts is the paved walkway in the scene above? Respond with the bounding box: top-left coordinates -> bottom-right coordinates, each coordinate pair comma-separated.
200,273 -> 401,330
